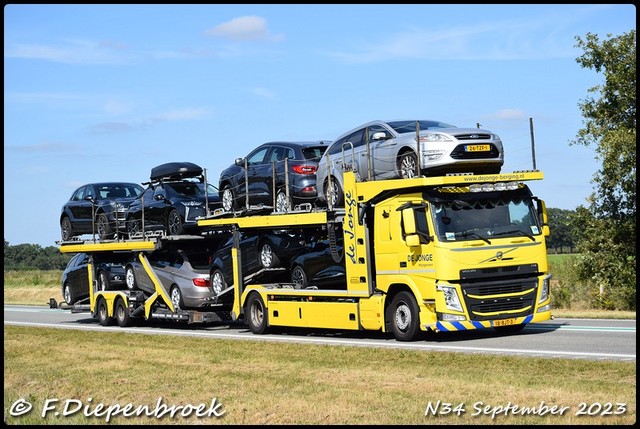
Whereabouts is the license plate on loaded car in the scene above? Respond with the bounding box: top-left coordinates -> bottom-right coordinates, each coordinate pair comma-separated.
465,144 -> 490,152
492,318 -> 516,327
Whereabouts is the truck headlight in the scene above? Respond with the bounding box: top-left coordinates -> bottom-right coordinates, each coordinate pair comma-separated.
539,274 -> 551,303
438,285 -> 463,312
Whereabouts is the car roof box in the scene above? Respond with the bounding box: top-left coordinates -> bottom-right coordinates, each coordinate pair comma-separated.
150,162 -> 203,181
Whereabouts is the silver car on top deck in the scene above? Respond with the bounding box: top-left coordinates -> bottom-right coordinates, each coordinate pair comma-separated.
316,119 -> 504,207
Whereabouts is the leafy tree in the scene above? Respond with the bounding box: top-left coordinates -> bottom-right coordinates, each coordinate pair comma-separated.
571,30 -> 636,310
546,208 -> 577,253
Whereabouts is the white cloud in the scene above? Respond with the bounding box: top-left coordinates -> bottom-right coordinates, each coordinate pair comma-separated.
5,39 -> 134,65
251,87 -> 276,99
205,16 -> 284,42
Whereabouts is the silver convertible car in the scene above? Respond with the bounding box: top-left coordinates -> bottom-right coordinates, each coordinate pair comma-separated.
124,247 -> 216,311
316,120 -> 504,206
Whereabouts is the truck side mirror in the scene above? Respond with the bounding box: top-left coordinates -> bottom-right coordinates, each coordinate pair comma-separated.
405,234 -> 421,247
402,208 -> 416,235
537,199 -> 550,237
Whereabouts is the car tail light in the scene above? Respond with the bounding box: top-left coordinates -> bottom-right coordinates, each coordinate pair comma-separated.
291,165 -> 317,174
193,278 -> 210,287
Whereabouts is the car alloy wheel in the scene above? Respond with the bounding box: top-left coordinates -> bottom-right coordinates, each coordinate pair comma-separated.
222,186 -> 234,212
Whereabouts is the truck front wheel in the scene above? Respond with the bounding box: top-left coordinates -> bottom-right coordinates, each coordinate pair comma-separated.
246,292 -> 269,334
389,291 -> 421,341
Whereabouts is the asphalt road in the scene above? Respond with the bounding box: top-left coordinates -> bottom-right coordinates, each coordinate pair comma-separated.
4,305 -> 635,362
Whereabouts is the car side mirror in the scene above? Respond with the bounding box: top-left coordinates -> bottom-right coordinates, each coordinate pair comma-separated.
371,131 -> 389,141
154,194 -> 165,201
234,157 -> 244,166
84,196 -> 95,203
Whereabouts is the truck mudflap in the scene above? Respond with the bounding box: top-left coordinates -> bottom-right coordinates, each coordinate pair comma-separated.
426,315 -> 534,332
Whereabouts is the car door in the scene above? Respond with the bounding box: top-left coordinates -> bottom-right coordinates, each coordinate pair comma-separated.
246,146 -> 273,205
67,186 -> 94,232
68,253 -> 91,300
364,124 -> 395,179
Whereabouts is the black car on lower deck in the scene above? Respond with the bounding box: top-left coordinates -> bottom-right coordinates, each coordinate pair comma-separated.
218,141 -> 330,213
61,252 -> 129,305
290,235 -> 345,289
209,230 -> 307,296
60,182 -> 145,241
125,162 -> 222,237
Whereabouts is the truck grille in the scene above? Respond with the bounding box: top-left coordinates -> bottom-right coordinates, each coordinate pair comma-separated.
460,277 -> 538,320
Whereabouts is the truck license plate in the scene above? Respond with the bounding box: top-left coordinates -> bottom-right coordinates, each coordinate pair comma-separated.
465,144 -> 490,152
493,318 -> 516,327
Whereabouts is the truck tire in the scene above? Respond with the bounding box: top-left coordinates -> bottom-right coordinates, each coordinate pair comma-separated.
388,291 -> 421,341
246,292 -> 269,334
96,298 -> 113,326
115,298 -> 131,327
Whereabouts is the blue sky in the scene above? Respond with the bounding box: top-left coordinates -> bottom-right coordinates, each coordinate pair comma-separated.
4,4 -> 636,247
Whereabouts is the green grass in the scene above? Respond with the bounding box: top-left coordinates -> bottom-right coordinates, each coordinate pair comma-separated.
3,325 -> 636,425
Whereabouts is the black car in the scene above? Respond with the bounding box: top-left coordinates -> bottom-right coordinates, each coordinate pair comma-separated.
290,236 -> 345,289
60,182 -> 144,241
125,162 -> 222,237
61,252 -> 128,305
209,230 -> 307,296
218,141 -> 330,213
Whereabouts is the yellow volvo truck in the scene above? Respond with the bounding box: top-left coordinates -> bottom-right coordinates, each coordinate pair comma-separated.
198,170 -> 553,341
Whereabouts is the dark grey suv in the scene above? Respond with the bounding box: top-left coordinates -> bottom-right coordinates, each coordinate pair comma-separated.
60,182 -> 144,241
218,141 -> 330,213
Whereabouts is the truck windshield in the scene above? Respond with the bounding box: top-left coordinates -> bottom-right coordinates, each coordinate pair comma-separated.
429,191 -> 541,243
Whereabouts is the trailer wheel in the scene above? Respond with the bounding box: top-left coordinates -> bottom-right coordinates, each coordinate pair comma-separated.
115,298 -> 131,327
96,298 -> 113,326
388,291 -> 421,341
246,292 -> 269,334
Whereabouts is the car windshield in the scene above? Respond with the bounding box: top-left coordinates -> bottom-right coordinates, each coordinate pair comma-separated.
387,120 -> 457,134
97,184 -> 143,199
302,146 -> 327,161
165,182 -> 204,197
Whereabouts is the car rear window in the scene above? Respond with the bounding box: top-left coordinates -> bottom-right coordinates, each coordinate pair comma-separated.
302,146 -> 327,161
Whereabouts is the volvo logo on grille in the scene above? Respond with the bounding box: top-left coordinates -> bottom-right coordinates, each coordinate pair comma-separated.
495,251 -> 503,260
